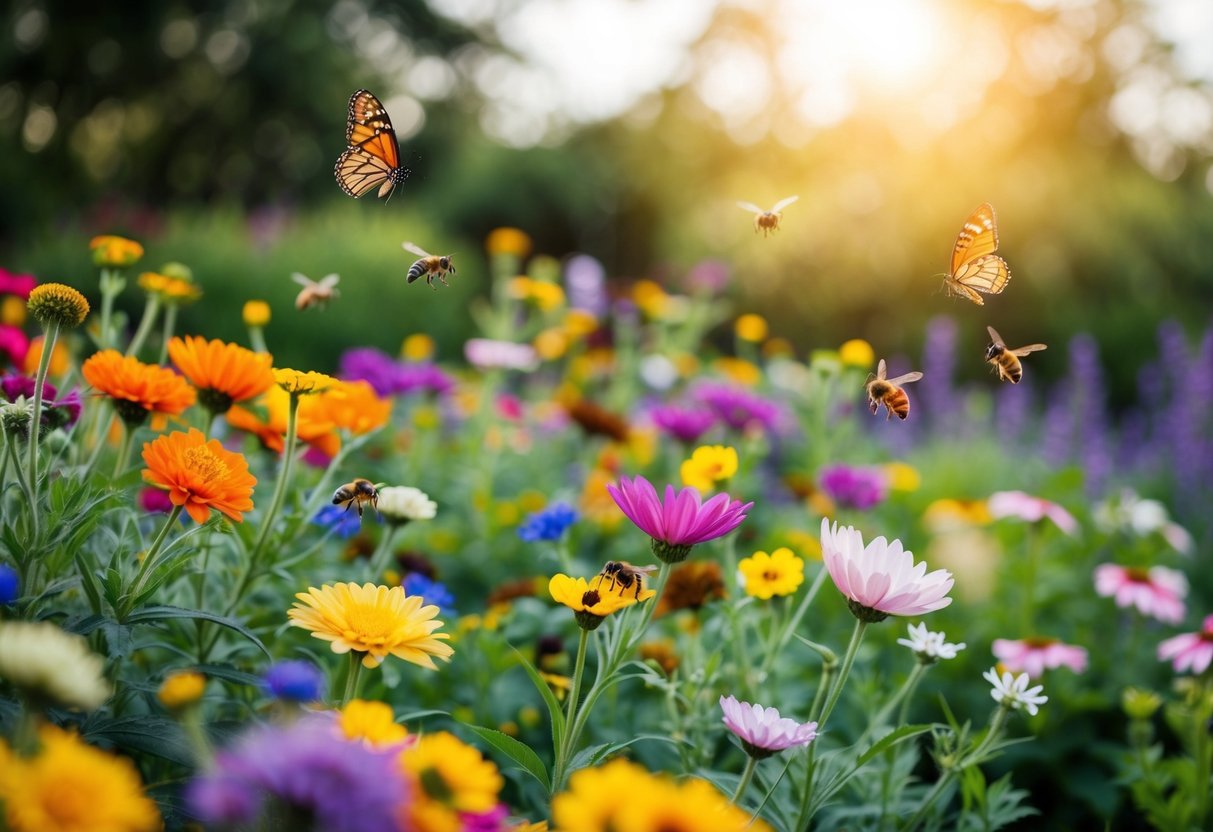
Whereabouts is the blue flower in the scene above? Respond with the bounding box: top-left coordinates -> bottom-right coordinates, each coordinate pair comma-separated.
403,573 -> 456,615
312,504 -> 364,538
263,660 -> 325,702
517,502 -> 579,542
0,564 -> 17,605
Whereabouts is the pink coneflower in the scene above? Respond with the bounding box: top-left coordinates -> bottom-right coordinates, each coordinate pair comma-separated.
987,491 -> 1078,535
1094,564 -> 1187,625
607,475 -> 752,563
1158,615 -> 1213,675
820,519 -> 953,622
992,637 -> 1088,678
719,695 -> 817,759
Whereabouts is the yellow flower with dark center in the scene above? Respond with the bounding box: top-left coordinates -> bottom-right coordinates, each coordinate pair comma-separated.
339,699 -> 409,748
26,283 -> 90,329
168,335 -> 274,414
839,338 -> 875,369
734,313 -> 768,342
273,367 -> 336,395
90,235 -> 143,268
141,429 -> 256,524
549,574 -> 651,630
0,724 -> 160,832
157,671 -> 206,709
739,547 -> 805,600
654,560 -> 726,617
679,445 -> 738,493
288,582 -> 454,670
82,350 -> 197,425
400,731 -> 504,829
485,227 -> 532,258
242,300 -> 271,328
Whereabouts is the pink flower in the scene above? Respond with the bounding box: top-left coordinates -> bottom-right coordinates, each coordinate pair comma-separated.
0,325 -> 29,368
464,338 -> 538,371
1094,564 -> 1187,624
606,475 -> 751,563
719,695 -> 817,758
992,637 -> 1088,678
987,491 -> 1078,535
0,268 -> 37,298
820,519 -> 953,621
1158,615 -> 1213,675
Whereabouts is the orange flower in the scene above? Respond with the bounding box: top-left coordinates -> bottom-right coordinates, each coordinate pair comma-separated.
22,336 -> 70,377
82,349 -> 196,424
90,235 -> 144,268
227,385 -> 340,457
168,335 -> 274,413
314,380 -> 392,435
141,428 -> 256,523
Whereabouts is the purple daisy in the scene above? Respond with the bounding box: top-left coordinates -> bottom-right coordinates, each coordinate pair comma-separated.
607,475 -> 752,563
818,464 -> 888,511
692,383 -> 781,433
649,404 -> 717,444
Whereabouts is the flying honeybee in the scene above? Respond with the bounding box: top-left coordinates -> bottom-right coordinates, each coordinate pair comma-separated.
402,242 -> 456,289
737,196 -> 799,236
985,326 -> 1047,384
291,273 -> 340,311
597,561 -> 658,599
332,478 -> 378,517
866,359 -> 924,421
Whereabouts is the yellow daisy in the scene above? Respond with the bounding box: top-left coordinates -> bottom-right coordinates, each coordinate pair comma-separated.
273,367 -> 337,395
400,731 -> 504,830
339,699 -> 409,748
157,671 -> 206,710
549,573 -> 652,630
679,445 -> 739,493
739,547 -> 805,600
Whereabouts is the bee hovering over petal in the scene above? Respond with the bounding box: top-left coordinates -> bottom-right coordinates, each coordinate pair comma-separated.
865,359 -> 923,421
291,273 -> 340,311
737,195 -> 799,236
985,325 -> 1047,384
941,203 -> 1011,305
595,560 -> 659,600
402,242 -> 456,289
335,89 -> 411,200
332,478 -> 379,517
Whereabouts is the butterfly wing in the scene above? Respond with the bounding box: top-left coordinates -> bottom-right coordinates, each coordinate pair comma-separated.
401,241 -> 431,258
947,255 -> 1010,305
1010,343 -> 1047,356
335,146 -> 395,198
771,195 -> 800,212
346,90 -> 400,167
737,201 -> 765,214
950,203 -> 999,275
886,371 -> 923,386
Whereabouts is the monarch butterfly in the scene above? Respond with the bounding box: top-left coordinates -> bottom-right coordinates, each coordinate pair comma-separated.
334,89 -> 410,199
942,203 -> 1011,305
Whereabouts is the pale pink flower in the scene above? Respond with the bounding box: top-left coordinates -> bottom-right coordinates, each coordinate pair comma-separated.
1158,615 -> 1213,675
987,491 -> 1078,535
820,519 -> 953,621
719,695 -> 817,758
463,338 -> 538,371
992,637 -> 1088,678
1094,564 -> 1187,625
607,475 -> 752,563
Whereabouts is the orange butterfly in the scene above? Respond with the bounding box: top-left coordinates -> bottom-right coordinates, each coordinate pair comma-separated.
334,89 -> 410,199
942,203 -> 1010,305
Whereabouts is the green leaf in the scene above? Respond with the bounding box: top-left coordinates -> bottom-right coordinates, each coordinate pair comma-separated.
74,552 -> 104,614
854,724 -> 933,767
565,734 -> 685,776
84,715 -> 194,767
509,646 -> 565,756
462,724 -> 550,791
397,709 -> 450,724
125,605 -> 270,658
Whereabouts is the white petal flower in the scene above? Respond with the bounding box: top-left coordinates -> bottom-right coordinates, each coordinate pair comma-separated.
376,486 -> 437,524
0,621 -> 111,709
983,667 -> 1048,716
897,622 -> 966,661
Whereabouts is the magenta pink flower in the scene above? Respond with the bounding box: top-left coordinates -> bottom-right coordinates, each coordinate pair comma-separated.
606,475 -> 752,563
719,695 -> 817,759
987,491 -> 1078,535
1158,615 -> 1213,675
992,637 -> 1088,678
0,325 -> 28,368
1094,564 -> 1187,624
820,519 -> 953,621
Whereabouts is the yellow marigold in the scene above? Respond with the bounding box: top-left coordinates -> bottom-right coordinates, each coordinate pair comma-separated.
273,367 -> 336,395
138,271 -> 201,305
288,582 -> 454,670
339,699 -> 409,748
679,445 -> 739,493
631,279 -> 670,319
884,461 -> 921,492
168,335 -> 274,413
549,573 -> 653,630
90,235 -> 143,268
0,724 -> 160,832
27,283 -> 90,329
157,670 -> 206,709
314,380 -> 392,435
83,349 -> 197,424
141,428 -> 256,523
22,336 -> 69,377
739,547 -> 805,600
2,294 -> 25,327
402,333 -> 435,361
533,328 -> 569,361
923,498 -> 992,532
400,731 -> 504,824
734,313 -> 768,342
713,356 -> 761,386
563,309 -> 598,339
485,227 -> 532,258
510,277 -> 565,312
242,300 -> 271,328
839,338 -> 875,369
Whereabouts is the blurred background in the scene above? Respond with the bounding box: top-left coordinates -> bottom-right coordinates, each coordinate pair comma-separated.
1,0 -> 1211,403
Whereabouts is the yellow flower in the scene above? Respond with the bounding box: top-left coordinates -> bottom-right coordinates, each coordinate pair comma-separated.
273,367 -> 336,395
242,300 -> 271,328
632,279 -> 670,319
923,498 -> 992,531
839,338 -> 875,369
138,272 -> 201,305
2,294 -> 25,327
679,445 -> 739,493
783,529 -> 824,561
400,731 -> 504,830
518,490 -> 548,513
339,699 -> 409,748
157,671 -> 206,709
90,235 -> 144,268
22,336 -> 70,377
402,333 -> 435,361
288,582 -> 454,669
533,328 -> 569,361
0,724 -> 160,832
734,313 -> 768,342
713,357 -> 762,386
486,227 -> 532,258
27,283 -> 90,329
539,671 -> 573,700
510,277 -> 565,312
549,573 -> 652,630
739,548 -> 805,600
763,337 -> 795,359
884,461 -> 921,492
563,309 -> 598,339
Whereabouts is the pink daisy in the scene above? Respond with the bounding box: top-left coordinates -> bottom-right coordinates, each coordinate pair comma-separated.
1158,615 -> 1213,675
719,695 -> 817,759
1094,564 -> 1187,625
607,475 -> 752,563
992,637 -> 1088,678
987,491 -> 1078,535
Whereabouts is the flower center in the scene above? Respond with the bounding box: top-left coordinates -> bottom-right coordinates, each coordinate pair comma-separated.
762,570 -> 780,582
184,445 -> 229,483
1023,636 -> 1057,648
419,767 -> 455,803
1124,567 -> 1150,583
342,603 -> 399,645
581,590 -> 601,608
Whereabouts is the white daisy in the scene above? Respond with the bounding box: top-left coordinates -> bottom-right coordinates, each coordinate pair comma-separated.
897,622 -> 966,662
983,667 -> 1048,716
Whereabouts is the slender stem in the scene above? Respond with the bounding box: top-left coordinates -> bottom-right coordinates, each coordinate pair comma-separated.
248,326 -> 268,355
5,439 -> 35,587
553,627 -> 591,793
112,420 -> 137,480
83,407 -> 116,477
732,754 -> 759,804
158,305 -> 178,365
121,504 -> 184,618
1021,524 -> 1041,634
857,662 -> 928,749
340,652 -> 364,705
126,296 -> 160,357
25,320 -> 60,538
623,561 -> 671,653
0,432 -> 10,489
366,524 -> 401,582
817,619 -> 868,727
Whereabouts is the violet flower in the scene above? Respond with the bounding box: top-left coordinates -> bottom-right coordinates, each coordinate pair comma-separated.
607,475 -> 751,563
692,383 -> 781,433
649,404 -> 717,444
818,464 -> 887,510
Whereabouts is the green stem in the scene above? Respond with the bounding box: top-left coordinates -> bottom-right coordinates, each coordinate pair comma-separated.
248,326 -> 269,355
365,524 -> 401,582
623,561 -> 671,653
340,652 -> 364,705
732,754 -> 759,804
1021,524 -> 1041,634
858,662 -> 928,749
25,320 -> 60,539
112,420 -> 137,480
120,504 -> 184,619
816,619 -> 868,727
553,627 -> 591,793
126,295 -> 161,357
98,268 -> 126,350
158,304 -> 178,365
83,407 -> 116,477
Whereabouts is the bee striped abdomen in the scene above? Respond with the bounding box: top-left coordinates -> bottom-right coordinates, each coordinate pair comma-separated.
407,260 -> 428,284
887,389 -> 910,420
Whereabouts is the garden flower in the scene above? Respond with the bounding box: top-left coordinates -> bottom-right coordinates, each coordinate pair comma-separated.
21,335 -> 69,376
399,730 -> 504,829
734,313 -> 768,342
141,429 -> 256,524
465,338 -> 539,371
818,464 -> 888,510
992,637 -> 1088,678
884,461 -> 921,492
1094,489 -> 1193,555
1093,564 -> 1187,624
566,397 -> 630,441
314,379 -> 393,435
987,490 -> 1078,535
403,573 -> 456,614
509,275 -> 565,311
693,382 -> 782,432
739,548 -> 805,600
607,475 -> 752,563
187,716 -> 407,832
984,667 -> 1049,716
821,519 -> 954,621
0,564 -> 17,604
340,347 -> 455,397
288,582 -> 454,669
839,338 -> 876,369
82,350 -> 197,424
485,226 -> 532,258
0,621 -> 110,709
377,485 -> 438,524
923,498 -> 992,532
273,367 -> 336,395
654,560 -> 726,616
0,268 -> 37,301
339,699 -> 409,748
263,660 -> 325,702
313,503 -> 365,538
167,335 -> 274,413
639,639 -> 680,675
549,573 -> 652,630
158,671 -> 206,710
897,622 -> 965,662
679,445 -> 738,492
1157,615 -> 1213,675
139,270 -> 201,304
402,332 -> 435,361
0,325 -> 28,367
90,234 -> 143,267
227,384 -> 341,456
1122,687 -> 1163,720
1,376 -> 81,428
26,282 -> 90,329
719,694 -> 818,758
650,403 -> 717,444
0,723 -> 160,832
242,299 -> 271,328
517,502 -> 578,542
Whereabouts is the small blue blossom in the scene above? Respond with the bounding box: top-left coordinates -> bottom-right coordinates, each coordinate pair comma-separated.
263,660 -> 325,702
403,573 -> 456,615
312,504 -> 364,538
0,563 -> 18,605
517,502 -> 579,542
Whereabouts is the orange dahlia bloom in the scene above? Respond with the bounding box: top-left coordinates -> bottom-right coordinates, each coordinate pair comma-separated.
167,335 -> 274,413
141,428 -> 256,523
312,380 -> 392,435
227,385 -> 341,457
82,349 -> 196,424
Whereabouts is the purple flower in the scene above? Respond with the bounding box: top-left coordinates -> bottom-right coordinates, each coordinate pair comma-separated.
818,464 -> 887,510
187,716 -> 408,832
564,254 -> 608,317
0,563 -> 18,605
719,695 -> 817,759
0,268 -> 37,298
684,259 -> 731,294
403,573 -> 456,615
607,475 -> 752,563
263,660 -> 325,702
692,383 -> 781,433
518,502 -> 579,542
649,404 -> 717,444
1,375 -> 82,428
0,326 -> 27,368
339,348 -> 454,397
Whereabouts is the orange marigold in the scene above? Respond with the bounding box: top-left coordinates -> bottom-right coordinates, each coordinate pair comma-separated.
168,335 -> 274,413
141,428 -> 256,523
82,349 -> 196,424
227,385 -> 341,457
313,380 -> 392,435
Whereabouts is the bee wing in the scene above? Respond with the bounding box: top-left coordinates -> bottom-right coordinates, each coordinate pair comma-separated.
290,272 -> 316,287
736,201 -> 765,215
986,325 -> 1006,347
1011,344 -> 1048,356
771,195 -> 799,212
318,274 -> 341,289
886,371 -> 923,386
402,241 -> 432,258
876,358 -> 888,380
